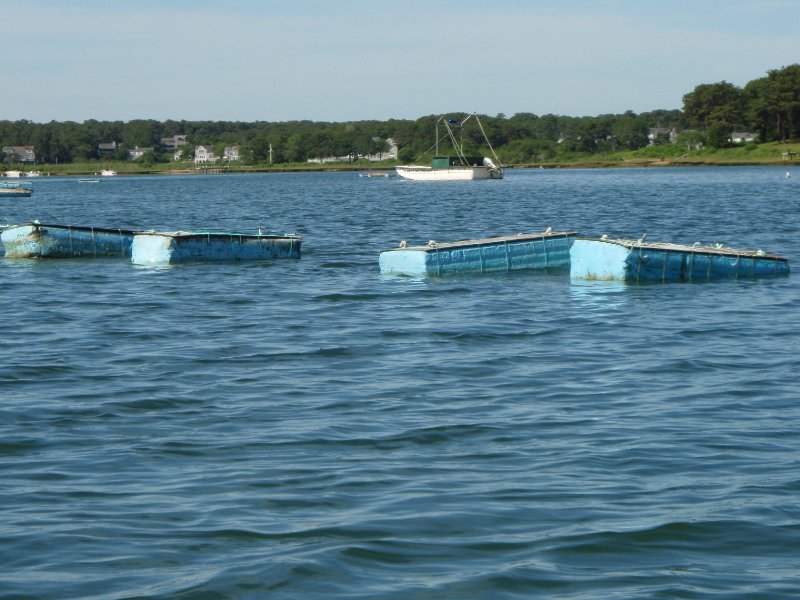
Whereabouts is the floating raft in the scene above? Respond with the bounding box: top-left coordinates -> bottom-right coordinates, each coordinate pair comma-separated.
1,222 -> 136,258
570,237 -> 790,282
131,231 -> 302,265
379,230 -> 577,276
0,182 -> 33,196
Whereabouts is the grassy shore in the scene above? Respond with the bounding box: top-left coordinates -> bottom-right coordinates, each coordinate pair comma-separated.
8,142 -> 799,176
527,141 -> 800,168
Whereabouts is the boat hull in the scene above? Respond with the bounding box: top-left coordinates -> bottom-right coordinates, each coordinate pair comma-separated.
394,165 -> 502,181
570,238 -> 790,282
379,230 -> 576,276
1,223 -> 136,258
131,231 -> 302,265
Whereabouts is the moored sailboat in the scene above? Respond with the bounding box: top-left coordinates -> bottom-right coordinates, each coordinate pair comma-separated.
395,113 -> 504,181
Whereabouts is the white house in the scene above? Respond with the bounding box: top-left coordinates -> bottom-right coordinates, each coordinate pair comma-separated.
730,132 -> 759,144
648,128 -> 677,145
194,145 -> 217,163
3,145 -> 36,163
223,145 -> 240,161
307,138 -> 399,164
126,146 -> 153,160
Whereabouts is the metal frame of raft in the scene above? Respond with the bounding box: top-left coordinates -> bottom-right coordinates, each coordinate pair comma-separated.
569,237 -> 790,282
379,230 -> 577,276
1,222 -> 136,258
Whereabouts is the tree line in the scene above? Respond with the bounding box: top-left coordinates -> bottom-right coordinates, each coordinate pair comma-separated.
2,64 -> 797,166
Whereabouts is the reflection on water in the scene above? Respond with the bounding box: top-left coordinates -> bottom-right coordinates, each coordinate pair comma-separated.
568,278 -> 630,310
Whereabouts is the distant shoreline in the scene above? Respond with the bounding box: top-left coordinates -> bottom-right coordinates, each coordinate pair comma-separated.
9,160 -> 797,177
5,143 -> 799,178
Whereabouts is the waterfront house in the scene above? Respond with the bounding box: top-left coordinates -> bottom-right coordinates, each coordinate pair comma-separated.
126,146 -> 153,160
160,135 -> 188,151
648,128 -> 677,145
223,145 -> 240,161
195,145 -> 217,163
730,132 -> 759,144
3,145 -> 36,164
98,142 -> 119,154
307,138 -> 398,164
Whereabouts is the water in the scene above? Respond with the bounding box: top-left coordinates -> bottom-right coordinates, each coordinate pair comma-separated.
1,167 -> 799,599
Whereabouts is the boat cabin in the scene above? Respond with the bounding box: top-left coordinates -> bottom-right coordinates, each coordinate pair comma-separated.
431,156 -> 486,168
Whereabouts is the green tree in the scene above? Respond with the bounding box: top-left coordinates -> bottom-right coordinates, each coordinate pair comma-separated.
124,119 -> 162,147
744,64 -> 800,141
682,81 -> 744,132
706,122 -> 730,149
611,114 -> 648,150
284,133 -> 307,162
676,129 -> 705,150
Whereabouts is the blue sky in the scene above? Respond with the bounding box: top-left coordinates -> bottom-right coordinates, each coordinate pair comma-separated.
4,0 -> 797,123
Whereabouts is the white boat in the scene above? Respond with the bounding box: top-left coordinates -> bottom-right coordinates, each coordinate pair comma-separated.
4,170 -> 23,178
24,171 -> 42,177
100,169 -> 117,176
395,156 -> 503,181
395,113 -> 504,181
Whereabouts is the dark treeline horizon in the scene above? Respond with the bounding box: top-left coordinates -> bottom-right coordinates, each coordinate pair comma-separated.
2,64 -> 798,166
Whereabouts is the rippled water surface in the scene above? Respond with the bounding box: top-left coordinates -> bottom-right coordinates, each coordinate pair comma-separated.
2,167 -> 799,599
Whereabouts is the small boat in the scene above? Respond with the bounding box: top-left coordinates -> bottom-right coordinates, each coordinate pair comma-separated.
131,230 -> 302,265
3,170 -> 23,178
100,169 -> 117,176
379,229 -> 577,276
359,171 -> 395,178
395,113 -> 504,181
25,171 -> 42,177
0,182 -> 33,197
1,222 -> 137,258
570,236 -> 790,282
395,156 -> 504,181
